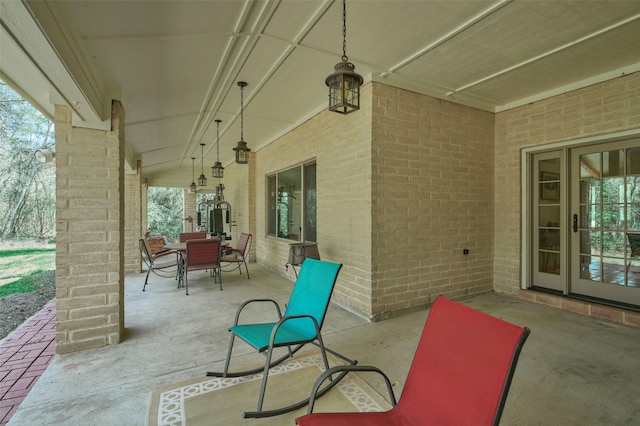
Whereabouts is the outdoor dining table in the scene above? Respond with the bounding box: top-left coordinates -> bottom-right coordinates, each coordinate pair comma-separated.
163,240 -> 229,288
163,242 -> 186,251
163,243 -> 186,287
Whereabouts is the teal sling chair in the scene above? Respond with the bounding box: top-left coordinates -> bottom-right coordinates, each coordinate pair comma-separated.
206,258 -> 356,418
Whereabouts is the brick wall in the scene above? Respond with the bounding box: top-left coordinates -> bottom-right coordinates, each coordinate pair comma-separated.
371,83 -> 495,318
254,84 -> 373,313
54,102 -> 125,354
494,72 -> 640,294
251,82 -> 494,320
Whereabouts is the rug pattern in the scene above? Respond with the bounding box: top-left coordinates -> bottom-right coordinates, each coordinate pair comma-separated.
155,354 -> 387,425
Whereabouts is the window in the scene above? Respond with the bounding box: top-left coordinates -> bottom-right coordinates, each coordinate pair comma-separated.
267,161 -> 316,242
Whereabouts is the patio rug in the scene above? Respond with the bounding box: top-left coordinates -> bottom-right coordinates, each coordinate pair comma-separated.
146,352 -> 392,425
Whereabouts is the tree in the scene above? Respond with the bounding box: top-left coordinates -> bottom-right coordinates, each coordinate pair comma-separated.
147,187 -> 183,241
0,81 -> 56,241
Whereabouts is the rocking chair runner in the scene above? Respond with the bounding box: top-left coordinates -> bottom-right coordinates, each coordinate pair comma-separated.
296,296 -> 530,426
206,258 -> 355,418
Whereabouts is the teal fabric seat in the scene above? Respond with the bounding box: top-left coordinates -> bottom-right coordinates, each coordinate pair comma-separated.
207,258 -> 354,418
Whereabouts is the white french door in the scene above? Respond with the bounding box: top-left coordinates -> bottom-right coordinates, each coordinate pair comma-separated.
532,151 -> 566,292
570,141 -> 640,306
529,136 -> 640,307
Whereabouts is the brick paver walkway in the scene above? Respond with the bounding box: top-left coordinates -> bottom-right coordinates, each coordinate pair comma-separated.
0,301 -> 56,425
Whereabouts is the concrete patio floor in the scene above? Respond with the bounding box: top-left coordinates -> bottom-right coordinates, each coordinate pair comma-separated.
7,263 -> 640,425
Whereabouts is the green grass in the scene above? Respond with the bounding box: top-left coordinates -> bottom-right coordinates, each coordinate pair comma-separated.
0,270 -> 54,297
0,246 -> 55,294
0,248 -> 55,258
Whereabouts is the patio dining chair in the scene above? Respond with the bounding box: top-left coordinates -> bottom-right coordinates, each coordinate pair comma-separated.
183,238 -> 222,295
139,237 -> 179,291
206,258 -> 355,418
296,295 -> 530,426
220,232 -> 252,278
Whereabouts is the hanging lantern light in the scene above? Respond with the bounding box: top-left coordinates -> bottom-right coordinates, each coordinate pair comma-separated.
325,0 -> 363,114
197,143 -> 207,187
211,119 -> 224,179
189,157 -> 197,193
233,81 -> 251,164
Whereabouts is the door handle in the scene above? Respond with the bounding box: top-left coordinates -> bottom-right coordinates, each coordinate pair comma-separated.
573,214 -> 578,233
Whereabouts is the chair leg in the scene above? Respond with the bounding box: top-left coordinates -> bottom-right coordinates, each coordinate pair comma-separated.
315,331 -> 332,381
256,346 -> 275,412
222,333 -> 236,377
243,259 -> 250,279
185,270 -> 189,295
143,267 -> 152,291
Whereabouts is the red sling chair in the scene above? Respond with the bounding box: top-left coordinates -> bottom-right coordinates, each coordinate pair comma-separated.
296,295 -> 530,426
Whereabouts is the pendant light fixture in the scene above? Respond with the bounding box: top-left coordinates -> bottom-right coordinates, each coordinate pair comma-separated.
189,157 -> 197,193
197,143 -> 207,187
233,81 -> 251,164
325,0 -> 363,114
211,119 -> 224,179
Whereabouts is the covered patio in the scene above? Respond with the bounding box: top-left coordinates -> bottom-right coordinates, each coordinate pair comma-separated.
7,265 -> 640,425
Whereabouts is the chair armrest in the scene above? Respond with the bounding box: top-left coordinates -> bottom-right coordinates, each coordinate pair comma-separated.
153,248 -> 176,259
234,298 -> 283,326
268,314 -> 321,347
306,365 -> 397,414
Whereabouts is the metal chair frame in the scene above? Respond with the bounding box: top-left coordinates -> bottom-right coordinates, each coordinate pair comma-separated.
220,232 -> 252,278
139,237 -> 179,291
206,258 -> 355,418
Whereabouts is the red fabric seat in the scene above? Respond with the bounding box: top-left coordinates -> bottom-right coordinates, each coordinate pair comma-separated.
179,231 -> 207,242
296,296 -> 530,426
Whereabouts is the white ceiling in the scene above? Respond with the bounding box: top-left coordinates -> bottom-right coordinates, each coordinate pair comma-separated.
2,0 -> 640,185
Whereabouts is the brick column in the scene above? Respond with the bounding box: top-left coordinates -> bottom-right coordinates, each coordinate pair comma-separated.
55,101 -> 125,354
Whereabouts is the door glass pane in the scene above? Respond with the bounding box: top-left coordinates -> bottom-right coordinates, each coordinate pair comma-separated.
578,148 -> 640,289
603,150 -> 624,177
626,147 -> 640,175
579,230 -> 600,255
602,203 -> 623,231
580,152 -> 601,179
580,179 -> 600,204
536,156 -> 562,278
539,206 -> 560,227
579,204 -> 600,228
603,257 -> 624,284
602,177 -> 624,204
540,158 -> 561,176
603,231 -> 625,256
580,255 -> 600,281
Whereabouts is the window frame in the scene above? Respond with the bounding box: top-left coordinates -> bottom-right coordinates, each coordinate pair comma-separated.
266,159 -> 316,242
